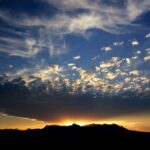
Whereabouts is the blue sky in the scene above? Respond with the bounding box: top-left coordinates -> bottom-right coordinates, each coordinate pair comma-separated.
0,0 -> 150,130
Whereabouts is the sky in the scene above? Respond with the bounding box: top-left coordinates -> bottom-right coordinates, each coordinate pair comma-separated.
0,0 -> 150,131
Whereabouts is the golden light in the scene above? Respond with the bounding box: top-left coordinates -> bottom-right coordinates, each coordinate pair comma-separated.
63,120 -> 91,126
65,122 -> 73,126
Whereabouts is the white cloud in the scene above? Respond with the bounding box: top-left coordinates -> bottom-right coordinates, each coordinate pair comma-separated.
131,56 -> 138,60
101,47 -> 112,52
73,55 -> 81,60
131,40 -> 139,46
129,70 -> 139,76
145,33 -> 150,38
71,66 -> 77,70
125,77 -> 131,83
126,58 -> 131,65
105,72 -> 117,80
144,55 -> 150,61
91,55 -> 100,60
6,68 -> 31,80
113,41 -> 124,46
146,48 -> 150,55
1,0 -> 150,35
100,62 -> 114,69
0,37 -> 42,58
47,0 -> 150,34
0,0 -> 150,97
0,0 -> 149,61
146,48 -> 150,51
136,50 -> 141,54
68,63 -> 75,67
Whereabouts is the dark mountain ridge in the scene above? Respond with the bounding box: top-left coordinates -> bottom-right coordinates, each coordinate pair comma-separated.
0,124 -> 150,148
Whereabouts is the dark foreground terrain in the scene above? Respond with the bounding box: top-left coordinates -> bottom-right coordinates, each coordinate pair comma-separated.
0,124 -> 150,148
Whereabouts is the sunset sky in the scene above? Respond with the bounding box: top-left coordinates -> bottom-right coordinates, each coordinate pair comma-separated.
0,0 -> 150,132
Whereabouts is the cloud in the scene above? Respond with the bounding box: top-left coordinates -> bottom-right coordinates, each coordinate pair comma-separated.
144,48 -> 150,61
73,55 -> 81,60
129,70 -> 139,76
0,0 -> 149,60
105,72 -> 117,80
146,48 -> 150,55
1,0 -> 150,34
98,57 -> 121,69
146,48 -> 150,51
0,0 -> 150,123
0,31 -> 68,58
35,65 -> 64,80
68,63 -> 75,67
101,47 -> 112,52
99,62 -> 114,69
144,55 -> 150,61
125,77 -> 131,83
0,74 -> 150,122
136,50 -> 141,54
113,41 -> 124,46
145,33 -> 150,38
0,36 -> 41,57
131,39 -> 139,46
126,58 -> 131,65
91,55 -> 100,60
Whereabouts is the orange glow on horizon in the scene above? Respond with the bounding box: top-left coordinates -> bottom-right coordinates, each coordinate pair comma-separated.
56,119 -> 126,127
0,113 -> 150,132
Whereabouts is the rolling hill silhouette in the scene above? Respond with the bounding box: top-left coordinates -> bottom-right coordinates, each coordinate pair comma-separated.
0,124 -> 150,148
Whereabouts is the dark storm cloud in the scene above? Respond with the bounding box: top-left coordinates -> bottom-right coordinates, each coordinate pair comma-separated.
0,76 -> 150,122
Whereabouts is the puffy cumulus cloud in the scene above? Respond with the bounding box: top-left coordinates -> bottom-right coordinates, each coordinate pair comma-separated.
126,58 -> 131,65
4,50 -> 149,98
34,65 -> 64,81
145,33 -> 150,38
131,39 -> 139,46
4,54 -> 148,97
129,70 -> 139,76
113,41 -> 124,46
131,56 -> 138,60
136,50 -> 141,55
101,47 -> 112,52
125,77 -> 132,83
105,72 -> 117,80
145,48 -> 150,56
68,63 -> 75,67
146,48 -> 150,52
99,62 -> 114,69
97,57 -> 121,70
144,55 -> 150,61
73,55 -> 81,60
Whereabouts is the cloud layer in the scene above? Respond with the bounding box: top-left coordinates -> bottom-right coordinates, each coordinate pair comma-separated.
0,0 -> 150,58
0,0 -> 150,123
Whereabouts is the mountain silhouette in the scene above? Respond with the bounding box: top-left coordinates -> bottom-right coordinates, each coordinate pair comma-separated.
0,124 -> 150,148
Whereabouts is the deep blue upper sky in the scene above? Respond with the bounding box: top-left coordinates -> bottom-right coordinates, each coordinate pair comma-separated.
0,0 -> 150,122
